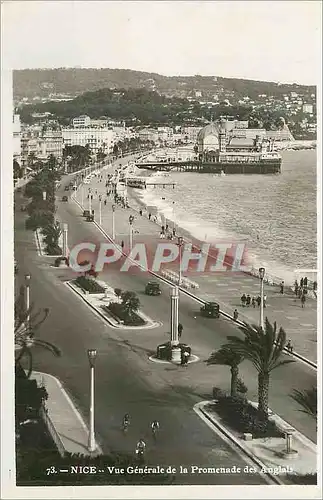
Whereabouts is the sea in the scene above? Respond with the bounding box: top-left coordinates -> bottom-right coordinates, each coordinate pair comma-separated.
132,149 -> 317,286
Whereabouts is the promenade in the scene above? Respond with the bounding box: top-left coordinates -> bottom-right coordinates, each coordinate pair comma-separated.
74,172 -> 317,364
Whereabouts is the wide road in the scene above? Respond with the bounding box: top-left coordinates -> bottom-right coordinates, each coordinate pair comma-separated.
14,170 -> 316,485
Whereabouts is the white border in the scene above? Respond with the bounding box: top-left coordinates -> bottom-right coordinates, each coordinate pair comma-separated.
1,2 -> 322,499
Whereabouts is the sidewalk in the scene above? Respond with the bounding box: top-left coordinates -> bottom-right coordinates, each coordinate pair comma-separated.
74,174 -> 317,364
30,371 -> 102,456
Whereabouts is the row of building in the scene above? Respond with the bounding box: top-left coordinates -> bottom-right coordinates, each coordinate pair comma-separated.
12,113 -> 294,170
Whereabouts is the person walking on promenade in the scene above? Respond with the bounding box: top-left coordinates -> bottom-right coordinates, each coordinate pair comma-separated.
294,280 -> 299,296
251,296 -> 256,308
304,276 -> 308,288
298,287 -> 303,299
246,294 -> 251,307
256,295 -> 261,307
148,213 -> 151,220
286,339 -> 293,353
233,309 -> 239,321
121,240 -> 125,250
300,277 -> 304,288
241,294 -> 247,307
104,199 -> 107,206
139,209 -> 143,216
173,228 -> 176,237
280,281 -> 284,294
301,293 -> 306,308
313,280 -> 317,292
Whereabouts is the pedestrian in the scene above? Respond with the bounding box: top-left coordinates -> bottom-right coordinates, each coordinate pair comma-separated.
263,295 -> 267,308
280,281 -> 284,294
251,296 -> 256,308
298,287 -> 303,299
161,225 -> 165,235
301,293 -> 306,308
246,294 -> 251,306
178,323 -> 183,339
104,199 -> 107,206
121,240 -> 124,250
304,276 -> 308,288
300,277 -> 304,288
172,228 -> 176,237
294,282 -> 299,297
139,209 -> 143,216
241,293 -> 247,307
256,295 -> 261,307
166,224 -> 169,232
313,280 -> 317,291
148,213 -> 151,220
286,339 -> 293,353
233,309 -> 239,321
91,195 -> 93,200
183,351 -> 190,365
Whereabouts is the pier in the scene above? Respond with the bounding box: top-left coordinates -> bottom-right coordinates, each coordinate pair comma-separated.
135,160 -> 281,174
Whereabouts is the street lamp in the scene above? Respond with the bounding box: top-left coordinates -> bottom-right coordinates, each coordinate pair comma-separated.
259,267 -> 265,331
87,349 -> 97,453
98,195 -> 102,226
112,204 -> 116,240
88,188 -> 92,212
177,237 -> 184,286
81,184 -> 84,208
25,274 -> 31,327
129,215 -> 135,250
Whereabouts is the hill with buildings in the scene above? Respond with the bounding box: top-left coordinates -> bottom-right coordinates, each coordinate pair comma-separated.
13,68 -> 315,102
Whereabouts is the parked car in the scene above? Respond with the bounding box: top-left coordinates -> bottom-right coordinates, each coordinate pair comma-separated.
62,196 -> 68,202
200,301 -> 220,318
145,281 -> 162,296
83,210 -> 91,217
86,214 -> 94,222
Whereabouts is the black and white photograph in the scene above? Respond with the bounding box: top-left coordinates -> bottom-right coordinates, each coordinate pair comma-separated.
1,1 -> 321,498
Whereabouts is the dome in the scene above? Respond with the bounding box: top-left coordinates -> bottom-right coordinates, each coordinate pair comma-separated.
197,122 -> 220,145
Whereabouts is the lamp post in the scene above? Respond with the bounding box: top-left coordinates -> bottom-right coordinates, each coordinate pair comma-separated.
98,195 -> 102,226
177,236 -> 184,286
259,267 -> 265,331
129,215 -> 134,250
87,349 -> 97,453
25,274 -> 31,327
81,184 -> 84,208
88,188 -> 92,212
112,204 -> 116,240
62,223 -> 68,259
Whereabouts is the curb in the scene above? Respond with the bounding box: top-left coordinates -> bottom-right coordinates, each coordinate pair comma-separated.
148,354 -> 200,365
65,281 -> 161,330
31,370 -> 103,456
194,402 -> 283,485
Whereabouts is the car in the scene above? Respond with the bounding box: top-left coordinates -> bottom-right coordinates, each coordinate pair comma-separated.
62,196 -> 68,202
200,301 -> 220,318
84,179 -> 90,184
86,215 -> 94,222
83,210 -> 91,218
145,281 -> 162,296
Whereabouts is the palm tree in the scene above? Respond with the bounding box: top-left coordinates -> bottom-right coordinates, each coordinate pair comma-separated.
15,287 -> 61,378
121,291 -> 140,317
290,387 -> 317,421
206,346 -> 244,397
223,318 -> 295,419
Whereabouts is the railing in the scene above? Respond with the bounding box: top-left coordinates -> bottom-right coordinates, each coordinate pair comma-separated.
40,402 -> 66,457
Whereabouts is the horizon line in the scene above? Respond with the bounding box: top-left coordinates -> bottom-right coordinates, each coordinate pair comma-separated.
12,67 -> 316,88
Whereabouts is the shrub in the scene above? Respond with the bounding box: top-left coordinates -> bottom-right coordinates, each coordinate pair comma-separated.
114,288 -> 122,298
106,302 -> 145,326
211,395 -> 284,438
54,257 -> 68,267
212,387 -> 228,400
45,243 -> 62,256
236,378 -> 248,395
75,276 -> 105,294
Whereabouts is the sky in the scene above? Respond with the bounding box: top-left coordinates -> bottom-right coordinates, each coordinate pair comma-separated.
1,0 -> 322,85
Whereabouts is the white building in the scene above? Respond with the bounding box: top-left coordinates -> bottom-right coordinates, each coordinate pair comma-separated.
62,127 -> 114,154
13,114 -> 22,164
303,104 -> 314,114
21,123 -> 63,165
72,115 -> 91,128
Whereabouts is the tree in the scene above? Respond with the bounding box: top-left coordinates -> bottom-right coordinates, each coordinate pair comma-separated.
223,318 -> 295,418
121,291 -> 140,316
15,288 -> 61,378
206,346 -> 244,397
290,387 -> 317,421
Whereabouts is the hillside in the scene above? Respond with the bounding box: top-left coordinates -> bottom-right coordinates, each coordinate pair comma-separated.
13,68 -> 315,102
